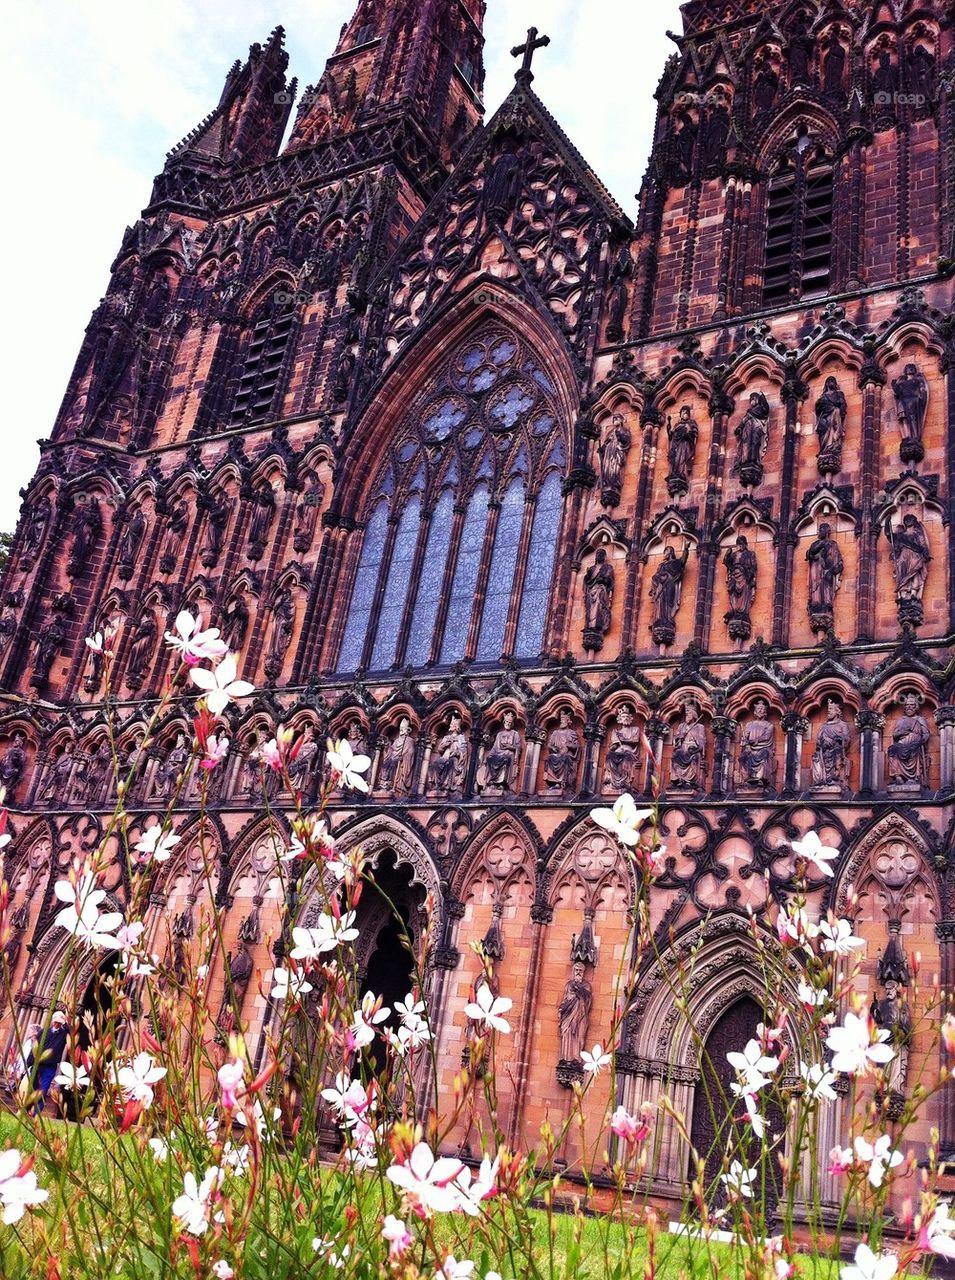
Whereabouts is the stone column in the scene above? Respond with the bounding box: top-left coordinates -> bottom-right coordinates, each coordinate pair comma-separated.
711,716 -> 738,798
936,705 -> 955,793
937,921 -> 955,1157
644,716 -> 667,798
855,710 -> 885,797
520,729 -> 543,798
580,722 -> 605,798
781,712 -> 810,797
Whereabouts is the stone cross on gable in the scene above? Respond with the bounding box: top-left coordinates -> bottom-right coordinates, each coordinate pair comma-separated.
510,26 -> 550,84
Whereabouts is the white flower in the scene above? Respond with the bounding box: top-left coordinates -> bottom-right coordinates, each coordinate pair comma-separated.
270,967 -> 313,1001
351,992 -> 390,1048
164,610 -> 228,664
818,916 -> 865,956
54,871 -> 124,949
797,980 -> 829,1008
54,1062 -> 90,1091
148,1136 -> 171,1162
854,1134 -> 903,1189
776,903 -> 818,948
386,1142 -> 466,1216
134,822 -> 180,863
289,912 -> 359,962
212,1263 -> 234,1280
727,1038 -> 779,1093
382,1214 -> 412,1259
395,992 -> 428,1030
791,830 -> 840,878
581,1044 -> 612,1075
321,1073 -> 373,1127
172,1167 -> 223,1236
0,1149 -> 48,1224
436,1258 -> 475,1280
800,1062 -> 838,1102
235,1100 -> 281,1139
740,1090 -> 765,1139
721,1160 -> 756,1198
114,1051 -> 166,1108
221,1142 -> 250,1176
925,1201 -> 955,1258
590,793 -> 653,847
190,652 -> 255,715
453,1153 -> 499,1213
464,983 -> 513,1034
326,737 -> 371,791
840,1242 -> 897,1280
826,1010 -> 895,1076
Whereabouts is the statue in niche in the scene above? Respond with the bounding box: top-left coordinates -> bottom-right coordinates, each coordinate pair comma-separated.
669,111 -> 696,185
428,712 -> 470,797
788,18 -> 814,85
666,405 -> 699,497
872,49 -> 897,109
701,101 -> 730,168
153,732 -> 189,800
67,501 -> 102,578
814,376 -> 847,474
125,612 -> 157,689
891,363 -> 929,462
0,594 -> 20,655
0,733 -> 28,801
811,698 -> 851,788
221,593 -> 250,653
806,523 -> 844,634
217,944 -> 254,1040
20,494 -> 51,569
247,485 -> 277,560
737,699 -> 777,790
477,709 -> 522,796
31,613 -> 67,687
603,705 -> 643,793
159,500 -> 189,574
822,34 -> 846,94
732,392 -> 771,487
723,534 -> 758,643
885,512 -> 932,626
598,414 -> 631,507
76,742 -> 111,805
887,692 -> 931,788
605,243 -> 632,342
583,549 -> 614,652
117,507 -> 147,580
484,132 -> 523,225
543,709 -> 581,795
558,961 -> 594,1065
40,745 -> 75,805
286,724 -> 319,796
264,587 -> 295,680
293,479 -> 322,554
871,977 -> 912,1092
670,701 -> 707,790
649,542 -> 689,646
201,492 -> 229,568
241,735 -> 266,802
379,717 -> 417,797
340,722 -> 369,792
753,59 -> 779,113
907,44 -> 936,108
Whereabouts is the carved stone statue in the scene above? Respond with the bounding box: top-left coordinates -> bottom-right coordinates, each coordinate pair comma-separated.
379,717 -> 417,797
543,709 -> 581,795
649,542 -> 689,646
872,49 -> 897,109
723,534 -> 758,642
77,742 -> 111,805
0,733 -> 28,801
558,961 -> 593,1064
20,494 -> 51,568
603,705 -> 642,793
484,133 -> 523,225
788,19 -> 813,85
670,701 -> 707,790
907,44 -> 936,109
823,34 -> 846,94
669,110 -> 696,185
885,512 -> 931,626
583,549 -> 614,652
287,725 -> 319,796
154,732 -> 189,800
605,243 -> 632,342
159,500 -> 189,574
31,614 -> 67,688
117,508 -> 147,580
41,745 -> 75,805
125,612 -> 157,689
811,699 -> 851,788
666,405 -> 699,497
201,492 -> 230,568
892,363 -> 929,462
598,415 -> 631,507
247,485 -> 277,560
477,710 -> 522,796
702,102 -> 730,168
732,392 -> 771,486
264,588 -> 295,680
428,712 -> 470,797
68,501 -> 102,578
221,594 -> 250,653
737,700 -> 777,790
887,693 -> 931,787
293,479 -> 322,554
870,977 -> 912,1092
754,59 -> 779,113
806,523 -> 844,634
814,376 -> 847,474
0,594 -> 20,654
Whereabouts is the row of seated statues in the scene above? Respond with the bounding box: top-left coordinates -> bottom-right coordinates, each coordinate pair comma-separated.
6,690 -> 940,809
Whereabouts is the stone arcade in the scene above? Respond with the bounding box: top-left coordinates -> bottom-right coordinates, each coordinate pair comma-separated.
0,0 -> 953,1211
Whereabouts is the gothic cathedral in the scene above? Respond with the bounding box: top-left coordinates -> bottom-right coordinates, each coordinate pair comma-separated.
0,0 -> 953,1204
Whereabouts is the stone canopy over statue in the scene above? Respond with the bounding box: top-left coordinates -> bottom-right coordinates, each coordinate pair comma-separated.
884,511 -> 931,627
732,392 -> 771,488
891,363 -> 928,463
806,523 -> 844,635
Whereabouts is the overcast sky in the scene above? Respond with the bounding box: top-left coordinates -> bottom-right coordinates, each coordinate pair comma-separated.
0,0 -> 683,532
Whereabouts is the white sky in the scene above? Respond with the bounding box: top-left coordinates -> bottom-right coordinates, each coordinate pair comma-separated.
0,0 -> 684,532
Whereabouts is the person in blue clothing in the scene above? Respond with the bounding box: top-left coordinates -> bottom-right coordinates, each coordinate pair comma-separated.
23,1009 -> 68,1114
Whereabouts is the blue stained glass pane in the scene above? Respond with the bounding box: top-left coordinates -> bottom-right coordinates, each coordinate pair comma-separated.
369,496 -> 421,671
476,479 -> 524,661
462,427 -> 484,450
515,471 -> 562,658
337,501 -> 389,672
470,366 -> 497,393
406,489 -> 454,667
424,398 -> 467,442
490,383 -> 534,431
461,345 -> 485,372
397,441 -> 417,462
439,486 -> 489,663
490,339 -> 517,366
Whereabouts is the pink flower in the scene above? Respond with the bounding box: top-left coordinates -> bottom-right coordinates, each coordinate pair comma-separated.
611,1103 -> 653,1145
828,1144 -> 855,1176
218,1057 -> 245,1110
386,1142 -> 466,1217
259,738 -> 283,772
115,921 -> 145,953
199,733 -> 230,771
942,1014 -> 955,1057
382,1214 -> 412,1259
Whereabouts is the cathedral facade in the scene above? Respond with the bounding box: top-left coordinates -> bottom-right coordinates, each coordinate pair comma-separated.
0,0 -> 954,1205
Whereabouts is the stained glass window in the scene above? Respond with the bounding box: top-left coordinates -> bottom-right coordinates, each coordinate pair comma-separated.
475,478 -> 524,662
369,495 -> 421,671
405,488 -> 455,667
514,470 -> 562,658
439,485 -> 487,663
338,500 -> 389,672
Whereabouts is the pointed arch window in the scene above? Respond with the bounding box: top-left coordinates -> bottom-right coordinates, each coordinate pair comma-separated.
334,327 -> 567,674
229,295 -> 295,426
762,139 -> 834,306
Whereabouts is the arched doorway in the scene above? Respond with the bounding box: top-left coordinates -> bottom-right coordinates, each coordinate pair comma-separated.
689,996 -> 782,1214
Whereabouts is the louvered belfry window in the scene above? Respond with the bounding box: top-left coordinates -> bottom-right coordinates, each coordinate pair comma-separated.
229,301 -> 294,426
762,139 -> 834,307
